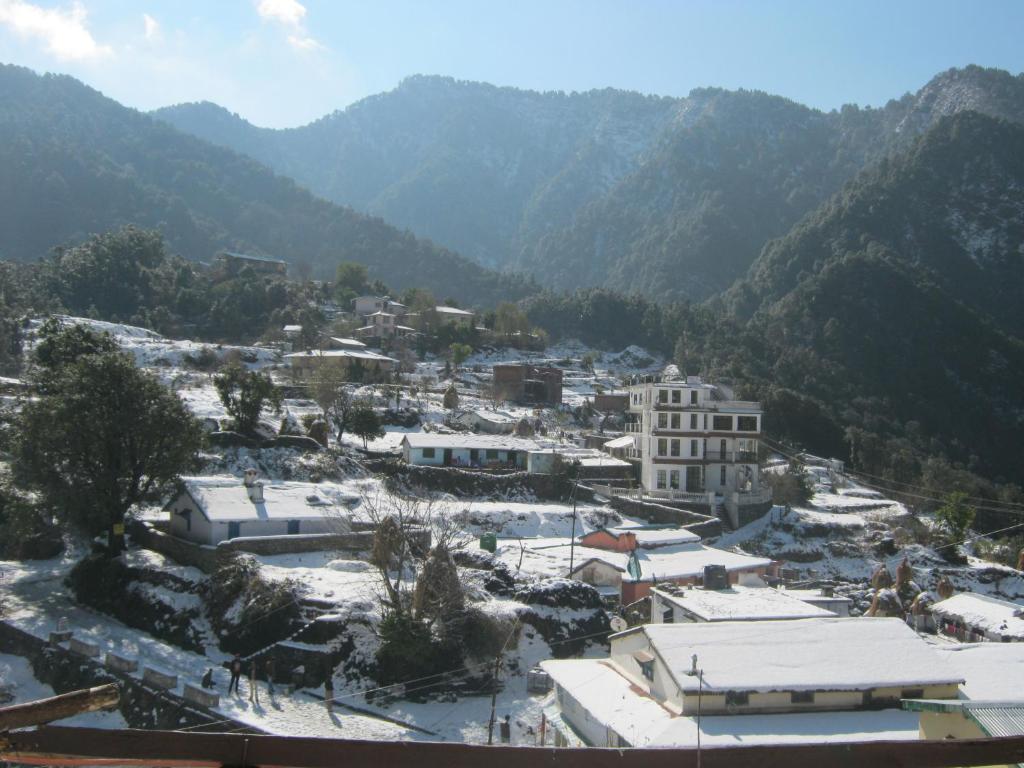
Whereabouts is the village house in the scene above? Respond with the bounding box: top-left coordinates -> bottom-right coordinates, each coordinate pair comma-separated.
774,585 -> 854,617
579,526 -> 701,552
433,305 -> 475,328
492,363 -> 563,405
650,582 -> 835,623
216,250 -> 288,277
284,347 -> 396,382
929,592 -> 1024,642
541,617 -> 963,748
592,391 -> 629,412
400,433 -> 538,469
526,447 -> 634,480
351,295 -> 407,318
623,375 -> 771,527
354,311 -> 417,341
165,471 -> 357,546
559,543 -> 771,604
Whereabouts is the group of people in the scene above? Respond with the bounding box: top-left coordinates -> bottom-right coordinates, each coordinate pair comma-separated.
201,653 -> 276,701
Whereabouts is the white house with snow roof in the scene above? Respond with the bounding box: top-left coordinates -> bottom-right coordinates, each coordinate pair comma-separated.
541,617 -> 963,748
165,471 -> 357,545
400,433 -> 538,469
929,592 -> 1024,643
651,583 -> 835,623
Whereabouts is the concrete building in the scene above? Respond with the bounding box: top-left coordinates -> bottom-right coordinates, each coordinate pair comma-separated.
216,251 -> 288,277
165,472 -> 356,545
492,364 -> 563,405
625,375 -> 771,527
541,617 -> 963,748
284,347 -> 396,382
562,543 -> 771,604
650,583 -> 835,624
775,586 -> 854,617
351,296 -> 407,318
929,593 -> 1024,642
434,305 -> 475,328
400,433 -> 538,469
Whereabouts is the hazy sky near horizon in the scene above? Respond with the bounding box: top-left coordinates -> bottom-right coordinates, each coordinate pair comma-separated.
1,0 -> 1023,128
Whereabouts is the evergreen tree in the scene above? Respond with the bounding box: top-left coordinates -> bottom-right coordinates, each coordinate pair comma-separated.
214,363 -> 282,435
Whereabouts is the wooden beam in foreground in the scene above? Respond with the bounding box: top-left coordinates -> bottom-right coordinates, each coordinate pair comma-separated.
0,685 -> 120,730
3,727 -> 1024,768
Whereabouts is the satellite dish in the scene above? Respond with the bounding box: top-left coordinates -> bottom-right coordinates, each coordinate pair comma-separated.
609,616 -> 628,633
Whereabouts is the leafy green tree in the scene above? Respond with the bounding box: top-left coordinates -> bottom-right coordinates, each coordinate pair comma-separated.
214,363 -> 282,435
334,262 -> 370,303
349,401 -> 384,449
13,342 -> 203,552
935,491 -> 976,543
31,318 -> 119,381
449,343 -> 472,370
766,462 -> 813,507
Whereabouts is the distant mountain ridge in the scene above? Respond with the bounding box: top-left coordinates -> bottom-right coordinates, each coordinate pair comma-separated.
155,66 -> 1024,302
0,64 -> 533,305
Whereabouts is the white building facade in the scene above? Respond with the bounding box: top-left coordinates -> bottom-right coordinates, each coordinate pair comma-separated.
625,377 -> 770,525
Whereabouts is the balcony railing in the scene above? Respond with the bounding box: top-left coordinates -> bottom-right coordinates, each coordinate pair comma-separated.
703,451 -> 759,463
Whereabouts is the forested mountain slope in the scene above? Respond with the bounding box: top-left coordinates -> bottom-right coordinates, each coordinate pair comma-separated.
0,65 -> 532,305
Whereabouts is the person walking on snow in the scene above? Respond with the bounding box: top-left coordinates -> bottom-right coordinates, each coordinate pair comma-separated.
228,654 -> 242,695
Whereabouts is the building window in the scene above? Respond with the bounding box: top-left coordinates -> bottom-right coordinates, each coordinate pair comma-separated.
690,390 -> 698,405
422,447 -> 436,458
791,691 -> 815,704
670,440 -> 680,457
639,660 -> 655,681
725,691 -> 749,708
671,389 -> 681,404
669,470 -> 680,490
690,439 -> 699,457
656,470 -> 667,489
287,520 -> 300,535
671,413 -> 680,429
737,415 -> 758,432
657,412 -> 668,429
486,449 -> 498,459
658,389 -> 668,404
901,688 -> 924,700
657,438 -> 668,456
713,415 -> 733,431
690,413 -> 698,430
720,466 -> 727,486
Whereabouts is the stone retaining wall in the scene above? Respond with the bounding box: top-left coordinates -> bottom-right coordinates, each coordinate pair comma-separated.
604,494 -> 723,538
0,621 -> 244,731
128,520 -> 379,573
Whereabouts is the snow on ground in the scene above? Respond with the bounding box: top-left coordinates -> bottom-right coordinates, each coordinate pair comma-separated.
0,551 -> 420,740
0,653 -> 129,729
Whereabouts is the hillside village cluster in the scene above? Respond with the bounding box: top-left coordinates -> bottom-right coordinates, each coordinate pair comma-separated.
2,272 -> 1024,752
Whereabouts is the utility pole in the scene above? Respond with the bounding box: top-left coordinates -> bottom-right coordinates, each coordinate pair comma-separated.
486,652 -> 502,745
568,469 -> 581,577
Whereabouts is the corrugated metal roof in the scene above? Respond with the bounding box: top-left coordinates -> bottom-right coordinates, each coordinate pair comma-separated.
968,706 -> 1024,738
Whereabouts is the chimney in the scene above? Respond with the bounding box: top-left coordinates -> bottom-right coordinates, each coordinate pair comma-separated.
821,585 -> 834,598
243,469 -> 264,504
621,532 -> 638,552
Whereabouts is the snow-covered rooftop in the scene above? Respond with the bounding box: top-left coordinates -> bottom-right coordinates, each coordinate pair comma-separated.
180,476 -> 358,523
284,349 -> 397,363
602,435 -> 634,450
652,584 -> 835,622
401,433 -> 539,452
541,658 -> 921,747
435,305 -> 474,317
930,593 -> 1024,639
936,643 -> 1024,702
625,618 -> 963,693
566,543 -> 770,582
777,587 -> 855,606
328,337 -> 367,348
604,526 -> 701,547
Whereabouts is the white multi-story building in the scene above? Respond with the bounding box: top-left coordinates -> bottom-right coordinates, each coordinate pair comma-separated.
625,376 -> 770,526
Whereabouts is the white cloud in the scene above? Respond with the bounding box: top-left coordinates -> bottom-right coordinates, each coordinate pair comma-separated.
287,33 -> 321,51
256,0 -> 305,27
0,0 -> 112,60
142,13 -> 159,41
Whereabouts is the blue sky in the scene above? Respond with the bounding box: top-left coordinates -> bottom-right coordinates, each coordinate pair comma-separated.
1,0 -> 1023,128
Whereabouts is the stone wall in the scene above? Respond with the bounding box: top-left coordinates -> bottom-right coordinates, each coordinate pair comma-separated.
0,621 -> 245,731
372,460 -> 583,502
604,494 -> 722,537
128,520 -> 378,573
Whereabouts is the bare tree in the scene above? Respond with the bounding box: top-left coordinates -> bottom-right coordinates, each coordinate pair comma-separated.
309,366 -> 353,445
